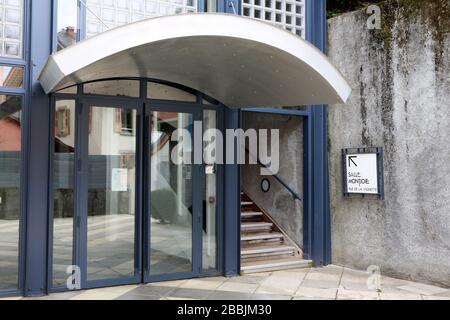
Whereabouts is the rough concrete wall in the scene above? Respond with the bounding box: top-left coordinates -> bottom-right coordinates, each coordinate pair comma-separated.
327,1 -> 450,287
242,113 -> 304,248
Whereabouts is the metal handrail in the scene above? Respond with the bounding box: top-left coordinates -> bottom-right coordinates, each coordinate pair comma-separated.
245,148 -> 302,201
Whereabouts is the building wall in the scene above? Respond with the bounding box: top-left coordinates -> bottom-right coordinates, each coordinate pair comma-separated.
242,112 -> 304,248
327,1 -> 450,287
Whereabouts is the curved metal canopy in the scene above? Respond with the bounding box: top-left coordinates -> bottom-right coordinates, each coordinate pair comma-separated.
39,13 -> 351,108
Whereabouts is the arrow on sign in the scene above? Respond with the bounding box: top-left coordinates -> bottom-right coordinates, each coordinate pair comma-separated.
349,156 -> 358,167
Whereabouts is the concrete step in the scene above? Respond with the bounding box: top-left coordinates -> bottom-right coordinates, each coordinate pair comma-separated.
241,232 -> 284,241
241,244 -> 295,257
241,257 -> 312,274
241,211 -> 263,219
241,201 -> 254,206
241,222 -> 273,232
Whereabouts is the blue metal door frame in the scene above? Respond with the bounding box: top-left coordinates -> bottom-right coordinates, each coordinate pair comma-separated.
306,0 -> 332,266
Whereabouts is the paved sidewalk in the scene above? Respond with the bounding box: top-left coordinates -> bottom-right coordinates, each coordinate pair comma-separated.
4,265 -> 450,300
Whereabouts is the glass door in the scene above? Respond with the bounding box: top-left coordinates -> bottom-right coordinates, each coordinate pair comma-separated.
144,105 -> 202,281
78,100 -> 142,288
73,100 -> 221,288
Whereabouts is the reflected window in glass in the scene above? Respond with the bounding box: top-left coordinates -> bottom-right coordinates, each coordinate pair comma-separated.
56,0 -> 78,51
0,65 -> 23,88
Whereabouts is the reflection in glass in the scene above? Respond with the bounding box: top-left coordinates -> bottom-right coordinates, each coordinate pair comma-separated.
56,85 -> 78,94
87,106 -> 137,281
56,0 -> 78,51
203,110 -> 217,270
0,95 -> 21,291
85,0 -> 198,38
0,0 -> 23,58
84,80 -> 140,97
206,0 -> 217,12
150,111 -> 193,275
0,65 -> 23,88
147,82 -> 197,102
53,100 -> 76,286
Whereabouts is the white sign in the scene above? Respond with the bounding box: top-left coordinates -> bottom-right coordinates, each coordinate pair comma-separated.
345,153 -> 379,195
111,168 -> 128,192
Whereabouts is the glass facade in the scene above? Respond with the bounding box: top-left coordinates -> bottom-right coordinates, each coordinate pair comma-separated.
55,0 -> 199,50
0,0 -> 24,58
85,0 -> 198,38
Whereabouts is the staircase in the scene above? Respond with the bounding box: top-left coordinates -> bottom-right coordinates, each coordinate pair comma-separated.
241,192 -> 312,274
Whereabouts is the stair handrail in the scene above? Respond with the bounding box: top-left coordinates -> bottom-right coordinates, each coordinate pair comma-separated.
244,148 -> 302,202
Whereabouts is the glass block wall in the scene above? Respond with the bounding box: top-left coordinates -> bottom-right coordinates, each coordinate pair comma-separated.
85,0 -> 198,38
0,0 -> 24,58
241,0 -> 306,38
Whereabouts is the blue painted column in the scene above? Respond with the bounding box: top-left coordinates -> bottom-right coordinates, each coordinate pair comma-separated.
217,0 -> 241,277
24,0 -> 52,296
306,0 -> 332,266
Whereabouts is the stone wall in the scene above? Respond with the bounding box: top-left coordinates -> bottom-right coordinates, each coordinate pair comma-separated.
327,0 -> 450,287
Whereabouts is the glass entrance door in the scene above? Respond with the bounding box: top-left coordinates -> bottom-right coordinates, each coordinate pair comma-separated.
144,105 -> 202,281
78,101 -> 142,288
67,99 -> 221,289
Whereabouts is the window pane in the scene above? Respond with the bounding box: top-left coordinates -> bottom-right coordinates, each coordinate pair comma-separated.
0,0 -> 24,58
149,111 -> 193,276
0,94 -> 22,291
53,99 -> 76,287
203,109 -> 217,270
0,65 -> 23,88
87,106 -> 137,281
147,82 -> 197,102
85,0 -> 198,38
56,0 -> 78,51
241,0 -> 306,38
84,80 -> 140,97
206,0 -> 217,12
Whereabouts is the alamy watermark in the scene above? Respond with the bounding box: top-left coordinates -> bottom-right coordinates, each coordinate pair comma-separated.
366,265 -> 382,291
66,265 -> 81,290
171,122 -> 280,175
367,5 -> 381,30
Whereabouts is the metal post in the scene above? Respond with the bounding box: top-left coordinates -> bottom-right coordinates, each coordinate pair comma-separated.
306,0 -> 332,266
24,0 -> 53,296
